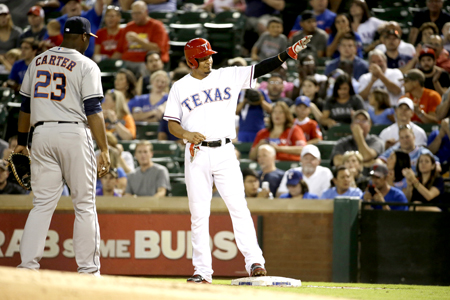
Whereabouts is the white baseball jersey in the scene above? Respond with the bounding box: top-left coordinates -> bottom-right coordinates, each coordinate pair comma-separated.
20,47 -> 103,125
163,66 -> 256,140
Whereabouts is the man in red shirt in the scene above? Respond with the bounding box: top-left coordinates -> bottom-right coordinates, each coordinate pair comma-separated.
112,0 -> 169,76
402,69 -> 441,124
293,96 -> 322,144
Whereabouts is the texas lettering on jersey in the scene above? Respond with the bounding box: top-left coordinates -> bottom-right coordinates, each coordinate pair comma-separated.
35,54 -> 77,72
181,87 -> 231,112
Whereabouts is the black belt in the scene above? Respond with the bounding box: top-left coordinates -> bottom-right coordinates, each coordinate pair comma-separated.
201,138 -> 231,147
34,121 -> 79,127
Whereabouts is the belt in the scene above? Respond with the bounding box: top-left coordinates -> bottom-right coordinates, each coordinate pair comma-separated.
34,121 -> 79,127
201,138 -> 231,147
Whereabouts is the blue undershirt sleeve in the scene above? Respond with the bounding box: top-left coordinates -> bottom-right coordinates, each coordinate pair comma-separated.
20,95 -> 31,113
84,97 -> 103,116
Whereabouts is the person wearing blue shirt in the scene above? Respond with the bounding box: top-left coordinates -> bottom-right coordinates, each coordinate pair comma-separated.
321,166 -> 364,199
236,89 -> 272,142
290,0 -> 336,35
6,39 -> 39,92
96,169 -> 122,197
279,169 -> 319,199
362,163 -> 408,211
158,118 -> 179,141
427,119 -> 450,173
43,0 -> 103,58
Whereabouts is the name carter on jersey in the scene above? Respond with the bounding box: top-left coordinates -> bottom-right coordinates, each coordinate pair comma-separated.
181,87 -> 231,112
35,55 -> 77,71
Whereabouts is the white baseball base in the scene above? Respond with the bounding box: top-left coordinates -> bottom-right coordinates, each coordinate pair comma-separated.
231,276 -> 301,287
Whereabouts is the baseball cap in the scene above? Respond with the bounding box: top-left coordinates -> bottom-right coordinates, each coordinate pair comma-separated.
0,4 -> 9,14
419,47 -> 436,60
397,97 -> 414,110
352,109 -> 371,122
28,6 -> 44,18
403,69 -> 425,83
286,170 -> 303,186
0,160 -> 8,170
301,144 -> 321,159
64,16 -> 98,38
295,95 -> 311,107
383,29 -> 401,39
369,163 -> 389,178
301,10 -> 316,21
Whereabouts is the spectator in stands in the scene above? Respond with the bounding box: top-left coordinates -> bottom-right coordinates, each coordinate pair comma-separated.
204,0 -> 246,13
242,168 -> 271,199
128,70 -> 169,123
442,22 -> 450,52
326,14 -> 363,59
403,153 -> 444,211
409,0 -> 450,46
102,90 -> 136,141
277,144 -> 333,197
279,169 -> 318,199
325,65 -> 360,99
295,76 -> 326,119
0,160 -> 28,195
96,168 -> 121,197
293,96 -> 323,144
427,118 -> 450,173
321,73 -> 365,127
106,132 -> 135,173
376,21 -> 416,57
342,150 -> 369,191
379,98 -> 427,150
290,11 -> 328,60
20,6 -> 46,42
362,163 -> 408,211
358,49 -> 404,106
321,166 -> 363,199
418,22 -> 440,46
256,144 -> 285,196
368,89 -> 395,125
349,0 -> 385,54
136,51 -> 164,95
381,29 -> 414,71
289,0 -> 336,37
125,141 -> 170,197
97,147 -> 128,195
42,20 -> 63,48
261,73 -> 293,106
0,48 -> 20,74
402,69 -> 441,124
93,5 -> 122,62
236,89 -> 272,143
114,68 -> 137,102
386,149 -> 411,192
291,53 -> 328,101
4,39 -> 39,93
112,1 -> 169,76
324,33 -> 368,80
251,17 -> 288,62
417,47 -> 450,96
0,4 -> 22,55
146,0 -> 177,12
2,135 -> 16,161
378,124 -> 440,172
427,34 -> 450,73
45,0 -> 103,58
259,67 -> 294,99
250,102 -> 306,162
330,110 -> 385,168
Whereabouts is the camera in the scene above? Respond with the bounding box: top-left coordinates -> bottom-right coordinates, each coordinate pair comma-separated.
367,183 -> 375,196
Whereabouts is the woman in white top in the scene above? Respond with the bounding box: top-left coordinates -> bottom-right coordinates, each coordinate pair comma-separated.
350,0 -> 385,54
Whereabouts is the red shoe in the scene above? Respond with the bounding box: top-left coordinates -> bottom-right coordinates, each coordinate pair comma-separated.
187,274 -> 211,284
250,263 -> 267,277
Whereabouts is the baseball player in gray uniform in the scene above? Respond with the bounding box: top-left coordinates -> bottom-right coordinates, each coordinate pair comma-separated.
14,17 -> 110,275
164,36 -> 311,283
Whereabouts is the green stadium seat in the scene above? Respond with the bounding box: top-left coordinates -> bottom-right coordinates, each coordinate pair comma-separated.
152,157 -> 181,173
135,122 -> 160,140
171,11 -> 211,24
203,23 -> 243,57
275,161 -> 300,171
98,59 -> 126,73
149,11 -> 176,25
233,142 -> 253,159
120,10 -> 132,24
0,74 -> 9,86
324,124 -> 352,141
169,23 -> 207,42
370,124 -> 389,136
151,141 -> 181,158
101,73 -> 115,91
320,159 -> 331,169
170,181 -> 188,196
417,123 -> 440,136
371,7 -> 411,24
169,173 -> 185,182
0,87 -> 16,104
213,11 -> 246,29
316,141 -> 337,160
239,159 -> 260,171
119,140 -> 140,154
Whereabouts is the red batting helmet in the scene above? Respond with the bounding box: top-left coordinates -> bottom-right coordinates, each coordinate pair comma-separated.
184,38 -> 217,69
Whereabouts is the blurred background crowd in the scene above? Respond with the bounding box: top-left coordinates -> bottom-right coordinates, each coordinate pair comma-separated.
0,0 -> 449,212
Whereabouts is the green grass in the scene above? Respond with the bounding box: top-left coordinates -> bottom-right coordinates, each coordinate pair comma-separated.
150,278 -> 450,300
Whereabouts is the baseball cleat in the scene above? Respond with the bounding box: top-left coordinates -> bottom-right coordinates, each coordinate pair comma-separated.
250,263 -> 267,277
187,274 -> 211,284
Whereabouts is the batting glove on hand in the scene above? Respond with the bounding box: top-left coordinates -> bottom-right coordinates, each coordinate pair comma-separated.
287,35 -> 312,60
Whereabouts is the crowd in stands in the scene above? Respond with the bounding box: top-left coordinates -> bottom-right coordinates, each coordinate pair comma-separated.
0,0 -> 449,212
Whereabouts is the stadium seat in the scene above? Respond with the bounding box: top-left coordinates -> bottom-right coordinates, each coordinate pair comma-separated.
171,11 -> 211,24
213,11 -> 246,29
417,123 -> 440,136
135,122 -> 160,140
120,10 -> 132,24
203,23 -> 242,58
275,161 -> 300,171
234,142 -> 253,159
169,23 -> 207,42
0,87 -> 15,104
151,140 -> 182,158
324,124 -> 352,141
320,159 -> 331,169
239,159 -> 260,171
316,141 -> 337,160
170,181 -> 188,196
371,7 -> 411,24
0,74 -> 8,86
119,140 -> 140,154
152,157 -> 181,173
101,73 -> 115,91
149,11 -> 176,25
98,59 -> 126,73
370,124 -> 389,136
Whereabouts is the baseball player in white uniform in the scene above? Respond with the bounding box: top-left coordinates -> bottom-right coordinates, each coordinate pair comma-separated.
14,17 -> 110,275
164,36 -> 311,283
